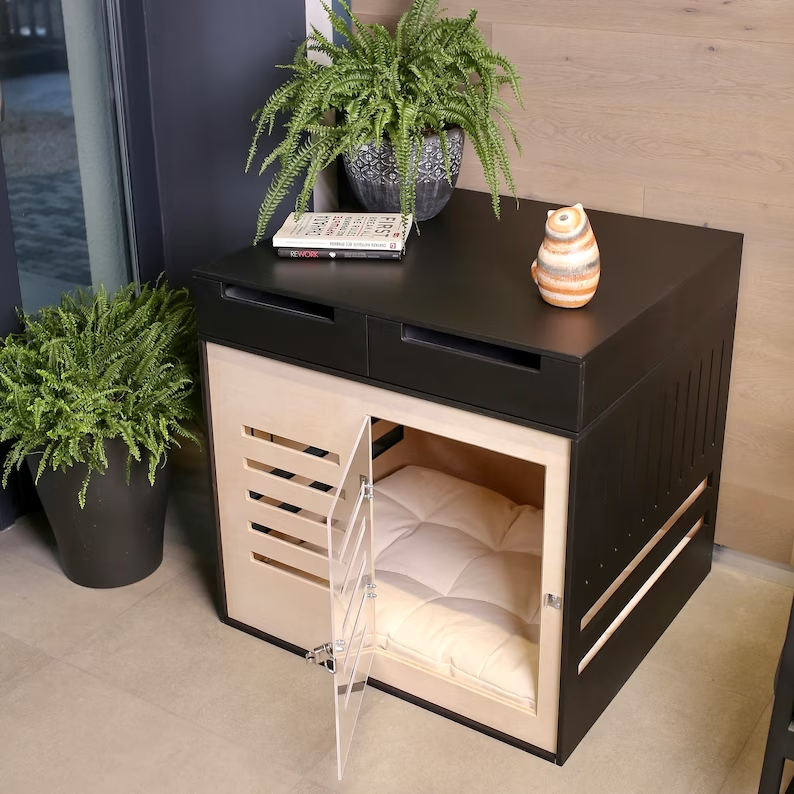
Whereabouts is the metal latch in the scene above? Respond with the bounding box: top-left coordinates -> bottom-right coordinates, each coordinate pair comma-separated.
361,475 -> 374,501
544,593 -> 562,610
306,640 -> 344,674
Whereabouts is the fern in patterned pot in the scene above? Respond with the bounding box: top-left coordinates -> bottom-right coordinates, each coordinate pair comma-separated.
246,0 -> 523,242
0,282 -> 200,588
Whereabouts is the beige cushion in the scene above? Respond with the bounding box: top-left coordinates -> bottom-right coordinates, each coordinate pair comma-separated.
374,465 -> 543,710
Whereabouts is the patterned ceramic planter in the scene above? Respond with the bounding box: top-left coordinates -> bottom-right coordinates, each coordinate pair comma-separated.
532,203 -> 601,308
342,127 -> 464,221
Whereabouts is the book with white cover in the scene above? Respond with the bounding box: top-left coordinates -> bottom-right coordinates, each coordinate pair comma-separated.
273,212 -> 412,251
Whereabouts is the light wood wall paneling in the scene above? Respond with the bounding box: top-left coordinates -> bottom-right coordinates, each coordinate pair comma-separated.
716,482 -> 794,566
354,12 -> 493,45
719,419 -> 794,562
734,282 -> 794,364
644,189 -> 794,287
722,417 -> 794,501
456,154 -> 646,217
501,101 -> 794,209
355,0 -> 794,44
728,350 -> 794,433
495,25 -> 794,122
351,0 -> 794,563
644,189 -> 794,431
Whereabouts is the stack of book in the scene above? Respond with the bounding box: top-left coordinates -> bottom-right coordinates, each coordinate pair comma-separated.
272,212 -> 413,260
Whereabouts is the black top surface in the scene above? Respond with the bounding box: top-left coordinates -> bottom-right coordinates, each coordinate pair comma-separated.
194,190 -> 742,362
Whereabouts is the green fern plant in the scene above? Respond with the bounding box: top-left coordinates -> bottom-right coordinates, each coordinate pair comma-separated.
0,282 -> 200,508
246,0 -> 523,244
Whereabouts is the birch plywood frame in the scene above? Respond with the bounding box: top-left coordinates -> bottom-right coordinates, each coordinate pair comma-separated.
206,341 -> 570,755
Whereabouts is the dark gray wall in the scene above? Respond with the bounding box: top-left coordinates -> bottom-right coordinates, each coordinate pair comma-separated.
0,153 -> 22,336
0,153 -> 38,528
142,0 -> 305,288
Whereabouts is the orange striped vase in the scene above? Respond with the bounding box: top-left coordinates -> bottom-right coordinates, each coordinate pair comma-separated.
531,203 -> 600,308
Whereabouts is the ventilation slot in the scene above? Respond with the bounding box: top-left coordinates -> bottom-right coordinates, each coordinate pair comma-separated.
574,320 -> 732,614
244,459 -> 341,520
249,523 -> 329,580
245,458 -> 337,494
247,491 -> 327,525
578,518 -> 704,674
581,478 -> 707,631
243,426 -> 341,465
251,523 -> 326,555
251,552 -> 329,586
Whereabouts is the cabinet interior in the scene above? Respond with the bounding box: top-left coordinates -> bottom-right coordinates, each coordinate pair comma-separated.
370,420 -> 547,712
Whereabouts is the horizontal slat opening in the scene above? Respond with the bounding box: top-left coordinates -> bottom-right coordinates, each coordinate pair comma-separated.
578,518 -> 705,675
251,552 -> 329,586
402,325 -> 541,371
581,478 -> 708,631
247,496 -> 334,548
247,491 -> 327,525
243,460 -> 340,518
251,523 -> 326,555
248,523 -> 329,580
240,435 -> 340,488
245,458 -> 338,495
243,426 -> 341,466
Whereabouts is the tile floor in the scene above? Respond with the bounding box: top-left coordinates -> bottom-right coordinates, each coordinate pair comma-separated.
0,453 -> 792,793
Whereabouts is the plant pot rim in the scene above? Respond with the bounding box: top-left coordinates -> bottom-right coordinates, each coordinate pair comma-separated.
345,126 -> 465,155
392,125 -> 463,140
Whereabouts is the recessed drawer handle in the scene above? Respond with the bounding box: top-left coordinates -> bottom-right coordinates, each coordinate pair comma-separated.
401,325 -> 541,371
223,284 -> 335,322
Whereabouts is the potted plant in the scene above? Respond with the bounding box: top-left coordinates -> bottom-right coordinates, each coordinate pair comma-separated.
0,282 -> 200,588
246,0 -> 523,244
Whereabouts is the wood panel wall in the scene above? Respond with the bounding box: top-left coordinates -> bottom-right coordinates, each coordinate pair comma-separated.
353,0 -> 794,564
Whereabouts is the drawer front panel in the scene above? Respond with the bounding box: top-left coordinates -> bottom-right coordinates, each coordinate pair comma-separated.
367,318 -> 583,431
195,276 -> 367,375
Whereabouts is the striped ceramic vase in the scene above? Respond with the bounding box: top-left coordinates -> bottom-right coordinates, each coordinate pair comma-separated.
531,203 -> 600,308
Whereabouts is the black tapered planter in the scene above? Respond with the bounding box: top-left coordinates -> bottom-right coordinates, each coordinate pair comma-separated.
26,439 -> 170,588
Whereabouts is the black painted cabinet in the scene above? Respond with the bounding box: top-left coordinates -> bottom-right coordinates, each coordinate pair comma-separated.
195,189 -> 742,769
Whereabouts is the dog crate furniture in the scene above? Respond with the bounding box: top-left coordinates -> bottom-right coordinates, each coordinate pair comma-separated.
194,189 -> 742,778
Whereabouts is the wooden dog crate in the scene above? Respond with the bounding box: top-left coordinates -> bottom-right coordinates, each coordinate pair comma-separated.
194,190 -> 742,778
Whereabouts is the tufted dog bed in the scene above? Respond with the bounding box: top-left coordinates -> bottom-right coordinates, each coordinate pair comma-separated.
373,465 -> 544,710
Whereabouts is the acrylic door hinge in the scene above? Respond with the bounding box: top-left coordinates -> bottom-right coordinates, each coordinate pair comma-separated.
544,593 -> 562,610
306,640 -> 345,674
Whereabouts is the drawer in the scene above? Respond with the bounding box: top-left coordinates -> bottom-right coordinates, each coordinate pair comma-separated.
367,317 -> 583,431
194,276 -> 367,375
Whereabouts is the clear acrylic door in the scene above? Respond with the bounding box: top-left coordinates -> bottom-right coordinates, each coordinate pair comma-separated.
327,417 -> 375,779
